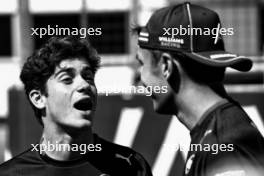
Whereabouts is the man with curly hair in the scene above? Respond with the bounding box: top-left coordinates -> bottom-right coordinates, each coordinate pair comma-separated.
0,36 -> 152,176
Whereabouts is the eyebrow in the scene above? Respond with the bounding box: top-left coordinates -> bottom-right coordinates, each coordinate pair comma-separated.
54,67 -> 75,78
54,66 -> 93,78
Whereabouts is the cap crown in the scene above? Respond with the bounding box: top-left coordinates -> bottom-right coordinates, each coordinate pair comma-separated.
139,2 -> 225,52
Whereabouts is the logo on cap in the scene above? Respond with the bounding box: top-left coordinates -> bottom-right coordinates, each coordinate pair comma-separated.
138,32 -> 149,42
158,36 -> 184,48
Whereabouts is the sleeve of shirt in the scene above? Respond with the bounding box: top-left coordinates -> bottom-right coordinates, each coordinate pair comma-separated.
132,153 -> 153,176
202,146 -> 263,176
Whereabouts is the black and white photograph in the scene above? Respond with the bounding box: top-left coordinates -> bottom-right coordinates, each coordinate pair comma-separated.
0,0 -> 263,175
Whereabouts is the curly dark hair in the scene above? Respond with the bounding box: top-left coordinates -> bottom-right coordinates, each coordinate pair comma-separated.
20,36 -> 101,125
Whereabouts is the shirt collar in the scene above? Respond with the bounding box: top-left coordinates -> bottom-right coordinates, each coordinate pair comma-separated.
190,99 -> 229,137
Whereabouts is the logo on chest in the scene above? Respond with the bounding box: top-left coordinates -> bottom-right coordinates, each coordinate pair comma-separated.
185,154 -> 195,175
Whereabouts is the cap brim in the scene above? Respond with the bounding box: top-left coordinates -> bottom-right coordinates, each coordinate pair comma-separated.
183,50 -> 253,72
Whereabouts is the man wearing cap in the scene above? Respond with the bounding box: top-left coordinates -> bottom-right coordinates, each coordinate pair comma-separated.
134,2 -> 264,176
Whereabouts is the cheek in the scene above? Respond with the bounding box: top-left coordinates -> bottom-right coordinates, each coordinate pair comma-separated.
141,66 -> 151,81
141,65 -> 161,83
47,85 -> 72,109
48,92 -> 70,110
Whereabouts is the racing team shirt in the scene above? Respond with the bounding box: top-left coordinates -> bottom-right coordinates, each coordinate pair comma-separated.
0,134 -> 152,176
184,99 -> 264,176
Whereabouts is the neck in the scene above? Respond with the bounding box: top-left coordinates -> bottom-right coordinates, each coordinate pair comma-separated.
175,83 -> 224,130
41,124 -> 93,161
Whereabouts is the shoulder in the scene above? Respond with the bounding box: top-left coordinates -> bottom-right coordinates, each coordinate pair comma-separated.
198,150 -> 264,176
215,101 -> 248,125
0,148 -> 41,175
192,102 -> 264,175
94,135 -> 153,176
214,102 -> 264,159
213,102 -> 263,144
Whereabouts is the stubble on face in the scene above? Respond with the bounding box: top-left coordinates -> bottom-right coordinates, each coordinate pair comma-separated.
136,48 -> 176,114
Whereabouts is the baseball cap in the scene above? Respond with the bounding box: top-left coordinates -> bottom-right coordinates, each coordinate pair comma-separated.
137,2 -> 252,72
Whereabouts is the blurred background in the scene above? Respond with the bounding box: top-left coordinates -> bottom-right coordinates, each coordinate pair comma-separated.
0,0 -> 263,175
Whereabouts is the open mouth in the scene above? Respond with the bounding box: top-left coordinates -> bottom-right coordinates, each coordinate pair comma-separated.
73,98 -> 93,111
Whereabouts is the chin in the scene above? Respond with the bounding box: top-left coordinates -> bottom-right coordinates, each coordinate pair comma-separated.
153,101 -> 167,114
77,119 -> 93,128
68,112 -> 94,129
67,119 -> 93,131
77,113 -> 93,124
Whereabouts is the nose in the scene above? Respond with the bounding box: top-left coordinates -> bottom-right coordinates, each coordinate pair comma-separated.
76,77 -> 92,94
77,84 -> 91,94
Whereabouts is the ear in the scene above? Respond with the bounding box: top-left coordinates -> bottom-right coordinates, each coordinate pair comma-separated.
161,53 -> 181,93
29,90 -> 46,109
160,53 -> 174,79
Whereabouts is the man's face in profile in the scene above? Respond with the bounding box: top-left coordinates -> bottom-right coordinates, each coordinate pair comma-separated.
136,47 -> 175,114
43,57 -> 97,130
